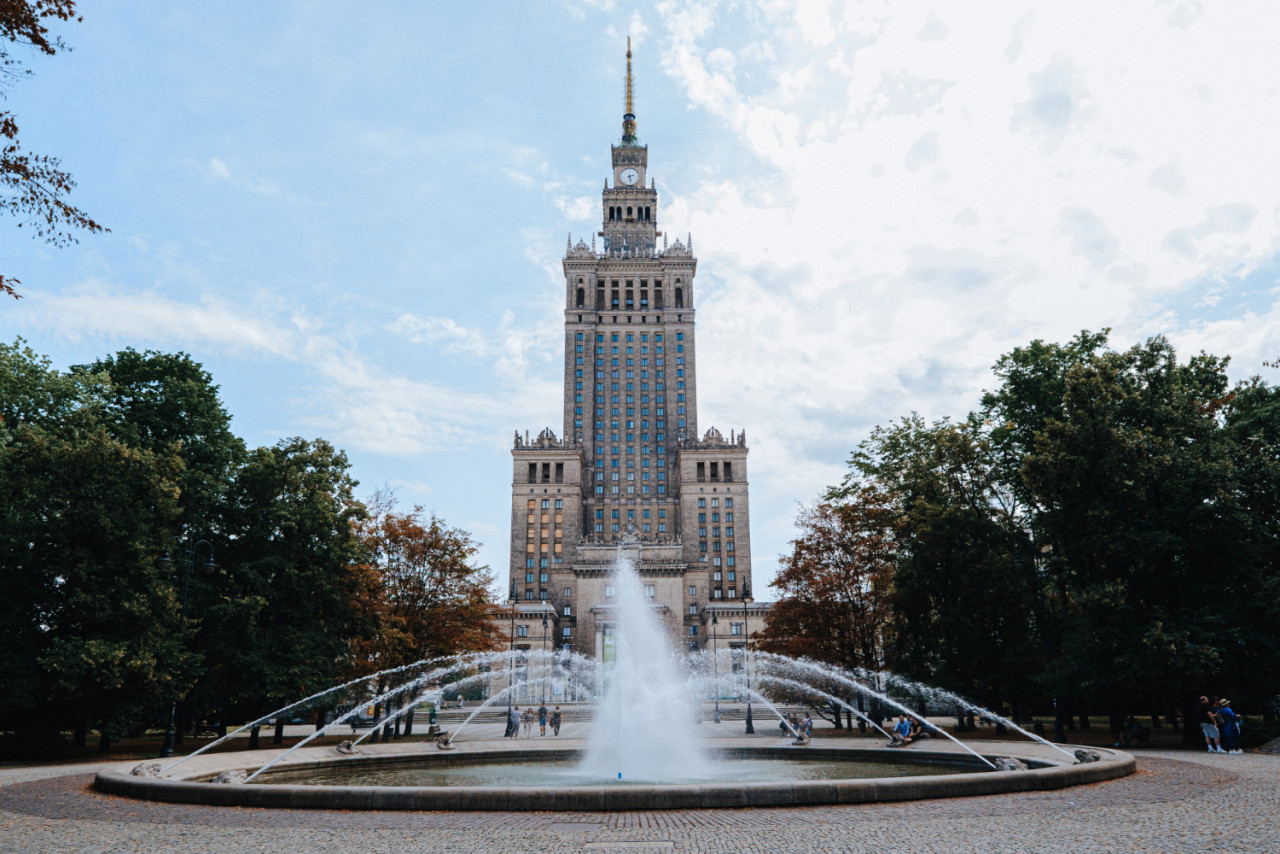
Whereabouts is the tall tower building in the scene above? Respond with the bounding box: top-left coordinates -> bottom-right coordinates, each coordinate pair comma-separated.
508,41 -> 767,662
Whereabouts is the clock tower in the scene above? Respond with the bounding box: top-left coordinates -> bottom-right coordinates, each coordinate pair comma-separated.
505,40 -> 767,672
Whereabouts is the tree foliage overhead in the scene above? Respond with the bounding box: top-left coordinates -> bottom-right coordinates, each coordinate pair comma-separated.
1,0 -> 106,299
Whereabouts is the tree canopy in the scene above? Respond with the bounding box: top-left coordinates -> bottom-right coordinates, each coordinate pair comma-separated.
772,331 -> 1280,733
0,340 -> 503,756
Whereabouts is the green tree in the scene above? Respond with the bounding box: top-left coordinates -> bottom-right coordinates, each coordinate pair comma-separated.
2,1 -> 106,299
196,438 -> 368,742
1009,336 -> 1253,733
0,341 -> 185,752
842,416 -> 1042,718
75,349 -> 244,526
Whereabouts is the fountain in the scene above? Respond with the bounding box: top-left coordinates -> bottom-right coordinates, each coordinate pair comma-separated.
95,544 -> 1136,809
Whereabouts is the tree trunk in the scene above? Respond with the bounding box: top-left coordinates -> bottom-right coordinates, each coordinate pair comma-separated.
831,700 -> 843,729
403,705 -> 415,737
97,731 -> 111,753
248,725 -> 261,750
175,704 -> 188,746
273,719 -> 284,745
315,708 -> 326,731
1078,712 -> 1091,730
1182,693 -> 1201,746
73,714 -> 88,750
845,709 -> 853,729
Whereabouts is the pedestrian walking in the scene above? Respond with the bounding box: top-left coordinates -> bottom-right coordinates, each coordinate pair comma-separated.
1217,699 -> 1242,754
1197,696 -> 1225,753
538,703 -> 548,736
523,706 -> 535,737
551,706 -> 562,736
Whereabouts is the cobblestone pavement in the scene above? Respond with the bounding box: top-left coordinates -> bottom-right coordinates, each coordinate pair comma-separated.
0,750 -> 1274,853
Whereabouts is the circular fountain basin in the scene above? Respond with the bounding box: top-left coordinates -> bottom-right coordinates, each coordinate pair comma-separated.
94,739 -> 1136,811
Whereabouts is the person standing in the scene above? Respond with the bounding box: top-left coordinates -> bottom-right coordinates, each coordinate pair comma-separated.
509,706 -> 521,739
1197,696 -> 1225,753
551,706 -> 562,736
523,706 -> 535,737
538,703 -> 548,736
1217,699 -> 1242,755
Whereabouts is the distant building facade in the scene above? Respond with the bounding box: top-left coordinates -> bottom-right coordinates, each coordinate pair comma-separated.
504,43 -> 768,668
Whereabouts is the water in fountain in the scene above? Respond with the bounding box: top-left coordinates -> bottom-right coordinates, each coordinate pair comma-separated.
579,544 -> 709,781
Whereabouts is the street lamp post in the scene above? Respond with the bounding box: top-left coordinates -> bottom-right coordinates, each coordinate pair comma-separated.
158,539 -> 214,759
711,611 -> 721,724
744,643 -> 755,734
541,612 -> 549,703
507,582 -> 517,713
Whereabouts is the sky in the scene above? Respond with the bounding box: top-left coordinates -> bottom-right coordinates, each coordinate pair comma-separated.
5,0 -> 1280,596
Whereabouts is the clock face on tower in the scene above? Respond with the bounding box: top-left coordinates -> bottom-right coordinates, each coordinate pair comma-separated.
619,167 -> 640,186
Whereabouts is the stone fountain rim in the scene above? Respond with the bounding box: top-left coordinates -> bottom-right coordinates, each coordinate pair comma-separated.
94,740 -> 1136,811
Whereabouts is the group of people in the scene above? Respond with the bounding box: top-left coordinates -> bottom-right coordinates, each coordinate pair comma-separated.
781,712 -> 813,740
1198,696 -> 1243,754
889,715 -> 926,746
505,703 -> 562,738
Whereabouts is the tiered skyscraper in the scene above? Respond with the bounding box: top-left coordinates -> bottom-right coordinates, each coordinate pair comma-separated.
508,42 -> 765,660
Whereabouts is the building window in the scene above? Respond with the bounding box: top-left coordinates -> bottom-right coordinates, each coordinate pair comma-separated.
689,585 -> 697,596
563,605 -> 571,616
644,584 -> 655,598
606,585 -> 615,598
688,604 -> 698,615
688,626 -> 698,636
713,571 -> 721,581
563,626 -> 572,637
540,572 -> 549,583
713,588 -> 722,599
564,587 -> 572,597
731,622 -> 744,636
516,625 -> 528,638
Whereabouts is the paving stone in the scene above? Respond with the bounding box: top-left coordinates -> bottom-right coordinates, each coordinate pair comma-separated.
0,750 -> 1273,853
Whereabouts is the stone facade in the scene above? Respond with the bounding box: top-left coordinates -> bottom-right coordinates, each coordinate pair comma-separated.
506,45 -> 768,661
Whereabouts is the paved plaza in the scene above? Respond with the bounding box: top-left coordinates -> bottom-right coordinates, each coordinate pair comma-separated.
0,742 -> 1274,854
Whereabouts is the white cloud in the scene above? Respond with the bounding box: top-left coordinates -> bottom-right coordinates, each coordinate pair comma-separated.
19,282 -> 519,457
201,156 -> 284,197
642,0 -> 1280,587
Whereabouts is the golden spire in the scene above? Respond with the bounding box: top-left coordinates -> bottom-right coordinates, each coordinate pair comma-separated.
626,37 -> 634,115
622,36 -> 638,144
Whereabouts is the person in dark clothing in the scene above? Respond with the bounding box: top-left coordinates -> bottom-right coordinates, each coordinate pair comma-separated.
1197,696 -> 1225,754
